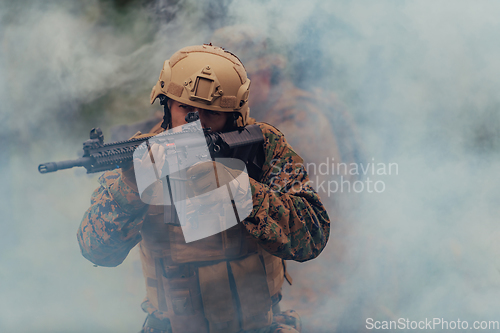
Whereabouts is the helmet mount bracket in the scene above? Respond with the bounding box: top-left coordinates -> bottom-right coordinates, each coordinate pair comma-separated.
186,66 -> 222,104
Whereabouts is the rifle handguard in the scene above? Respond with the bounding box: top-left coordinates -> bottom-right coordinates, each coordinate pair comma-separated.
38,123 -> 264,175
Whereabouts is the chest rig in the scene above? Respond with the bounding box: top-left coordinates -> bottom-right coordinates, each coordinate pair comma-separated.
140,205 -> 289,333
139,139 -> 291,333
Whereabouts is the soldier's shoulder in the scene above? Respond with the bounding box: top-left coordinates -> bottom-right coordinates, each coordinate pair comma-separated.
255,121 -> 286,139
95,169 -> 120,188
254,122 -> 300,160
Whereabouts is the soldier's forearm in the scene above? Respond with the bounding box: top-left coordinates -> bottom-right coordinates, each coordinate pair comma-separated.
77,171 -> 147,266
243,179 -> 330,262
77,221 -> 142,267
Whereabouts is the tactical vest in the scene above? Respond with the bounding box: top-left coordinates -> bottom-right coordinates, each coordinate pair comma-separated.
140,205 -> 291,333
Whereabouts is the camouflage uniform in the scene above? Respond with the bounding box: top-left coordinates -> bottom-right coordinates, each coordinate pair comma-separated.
249,80 -> 364,333
78,122 -> 330,333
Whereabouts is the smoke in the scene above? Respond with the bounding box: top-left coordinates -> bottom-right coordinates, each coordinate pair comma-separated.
227,1 -> 500,331
1,0 -> 500,332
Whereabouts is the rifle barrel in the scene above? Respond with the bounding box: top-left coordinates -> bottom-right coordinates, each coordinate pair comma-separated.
38,157 -> 92,174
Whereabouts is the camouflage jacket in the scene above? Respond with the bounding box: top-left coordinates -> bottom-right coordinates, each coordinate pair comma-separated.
77,122 -> 330,267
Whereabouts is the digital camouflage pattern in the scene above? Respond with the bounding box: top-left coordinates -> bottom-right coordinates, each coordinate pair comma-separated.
78,122 -> 330,331
243,123 -> 330,262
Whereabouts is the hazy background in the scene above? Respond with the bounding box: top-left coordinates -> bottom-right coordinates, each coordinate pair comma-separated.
1,0 -> 500,332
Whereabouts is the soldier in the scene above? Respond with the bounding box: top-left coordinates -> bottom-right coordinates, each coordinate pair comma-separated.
211,27 -> 365,330
78,44 -> 330,333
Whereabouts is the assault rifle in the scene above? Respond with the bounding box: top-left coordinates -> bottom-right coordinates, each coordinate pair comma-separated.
38,112 -> 265,178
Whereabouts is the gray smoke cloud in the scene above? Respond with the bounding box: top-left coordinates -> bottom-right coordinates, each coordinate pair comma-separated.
1,0 -> 500,332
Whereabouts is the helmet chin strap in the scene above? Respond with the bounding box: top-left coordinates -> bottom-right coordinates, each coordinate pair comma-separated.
160,96 -> 171,130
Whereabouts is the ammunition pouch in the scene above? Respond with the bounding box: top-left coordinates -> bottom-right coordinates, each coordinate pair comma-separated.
140,206 -> 289,333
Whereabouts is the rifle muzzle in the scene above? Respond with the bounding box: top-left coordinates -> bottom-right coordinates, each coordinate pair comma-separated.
38,157 -> 91,174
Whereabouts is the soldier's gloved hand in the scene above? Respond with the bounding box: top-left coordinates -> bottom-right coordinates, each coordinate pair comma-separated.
186,161 -> 241,195
186,160 -> 253,224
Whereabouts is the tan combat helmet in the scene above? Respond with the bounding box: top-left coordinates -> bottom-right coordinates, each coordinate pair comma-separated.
150,44 -> 251,127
